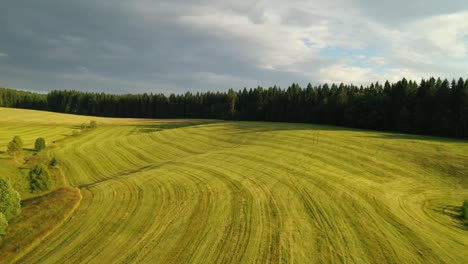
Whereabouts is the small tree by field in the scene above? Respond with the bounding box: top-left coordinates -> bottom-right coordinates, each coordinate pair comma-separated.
12,136 -> 23,149
49,157 -> 58,167
0,179 -> 21,220
0,212 -> 7,235
28,164 -> 52,192
34,137 -> 46,151
6,136 -> 23,159
89,120 -> 97,129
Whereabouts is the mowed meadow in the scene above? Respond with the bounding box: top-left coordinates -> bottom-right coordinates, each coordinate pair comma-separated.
0,107 -> 467,263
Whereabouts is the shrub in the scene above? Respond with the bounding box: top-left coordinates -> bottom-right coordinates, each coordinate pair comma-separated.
80,123 -> 88,129
0,213 -> 7,235
6,136 -> 23,158
49,157 -> 58,167
89,120 -> 97,129
34,137 -> 46,151
28,164 -> 52,192
12,136 -> 23,149
0,179 -> 21,220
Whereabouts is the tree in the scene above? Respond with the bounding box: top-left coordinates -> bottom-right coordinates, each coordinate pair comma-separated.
0,179 -> 21,220
7,136 -> 23,159
0,212 -> 7,235
2,77 -> 468,139
49,157 -> 58,167
34,137 -> 46,151
28,164 -> 52,192
12,136 -> 23,149
89,120 -> 97,129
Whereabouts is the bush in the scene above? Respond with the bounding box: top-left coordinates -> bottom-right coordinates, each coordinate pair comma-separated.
49,157 -> 58,167
89,120 -> 97,129
34,137 -> 46,151
6,136 -> 23,158
28,164 -> 52,192
0,213 -> 7,235
12,136 -> 23,149
0,179 -> 21,220
80,123 -> 88,129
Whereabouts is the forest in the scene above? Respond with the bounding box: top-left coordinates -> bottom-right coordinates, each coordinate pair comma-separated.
1,77 -> 467,138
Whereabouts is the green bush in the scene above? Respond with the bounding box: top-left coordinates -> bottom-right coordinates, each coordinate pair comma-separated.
12,136 -> 23,149
80,123 -> 88,129
89,120 -> 97,129
0,213 -> 7,235
6,136 -> 23,158
28,164 -> 52,192
50,157 -> 58,167
34,137 -> 46,151
0,179 -> 21,220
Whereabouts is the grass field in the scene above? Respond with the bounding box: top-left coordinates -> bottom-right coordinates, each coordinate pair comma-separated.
1,107 -> 467,263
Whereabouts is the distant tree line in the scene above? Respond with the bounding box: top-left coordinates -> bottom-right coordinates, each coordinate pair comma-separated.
0,87 -> 47,110
1,77 -> 468,138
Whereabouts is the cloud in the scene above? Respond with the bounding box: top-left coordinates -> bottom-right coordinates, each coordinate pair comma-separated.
366,57 -> 386,66
0,0 -> 467,93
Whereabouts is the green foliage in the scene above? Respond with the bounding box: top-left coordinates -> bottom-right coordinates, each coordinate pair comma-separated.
7,136 -> 23,158
80,123 -> 88,129
0,87 -> 47,109
0,179 -> 21,220
12,136 -> 23,149
34,137 -> 46,151
28,164 -> 52,192
89,120 -> 97,129
7,141 -> 21,155
2,77 -> 468,139
49,157 -> 58,167
0,212 -> 7,235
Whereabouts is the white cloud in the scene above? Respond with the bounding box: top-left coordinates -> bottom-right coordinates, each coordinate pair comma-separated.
319,64 -> 372,84
367,56 -> 386,66
411,11 -> 468,58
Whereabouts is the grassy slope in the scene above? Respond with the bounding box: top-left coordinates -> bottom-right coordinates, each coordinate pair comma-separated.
1,107 -> 467,263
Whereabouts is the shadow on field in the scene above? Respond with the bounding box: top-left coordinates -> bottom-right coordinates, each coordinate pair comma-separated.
433,205 -> 468,230
360,133 -> 468,144
224,121 -> 360,133
135,120 -> 214,133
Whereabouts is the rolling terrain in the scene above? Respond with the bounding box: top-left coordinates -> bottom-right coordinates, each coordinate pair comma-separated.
1,107 -> 467,263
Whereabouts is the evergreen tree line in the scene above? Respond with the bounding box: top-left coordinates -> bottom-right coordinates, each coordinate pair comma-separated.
0,87 -> 47,110
1,77 -> 467,138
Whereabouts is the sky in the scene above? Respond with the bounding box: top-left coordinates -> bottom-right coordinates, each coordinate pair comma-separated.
0,0 -> 467,94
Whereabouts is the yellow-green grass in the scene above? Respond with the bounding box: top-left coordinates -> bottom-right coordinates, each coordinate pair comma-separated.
0,107 -> 467,263
0,187 -> 81,264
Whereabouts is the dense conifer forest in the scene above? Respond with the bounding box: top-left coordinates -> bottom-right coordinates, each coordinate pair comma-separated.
1,77 -> 467,138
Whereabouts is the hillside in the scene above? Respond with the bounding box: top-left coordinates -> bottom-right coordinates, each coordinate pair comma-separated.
0,107 -> 467,263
